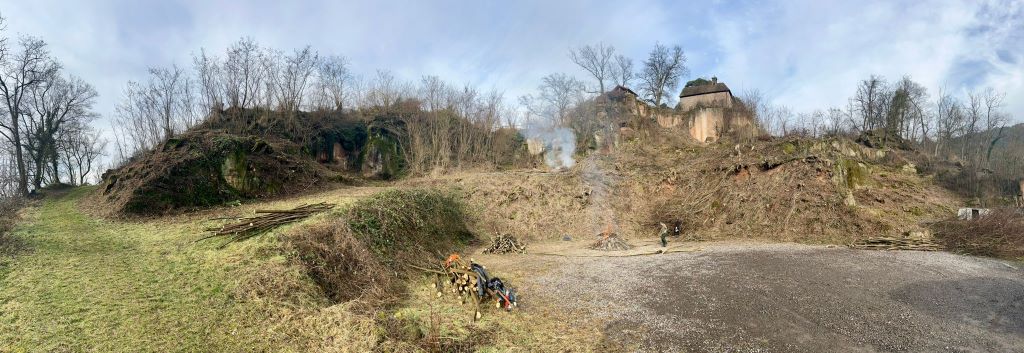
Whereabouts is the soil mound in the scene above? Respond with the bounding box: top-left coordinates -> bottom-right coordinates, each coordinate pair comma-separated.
96,130 -> 337,216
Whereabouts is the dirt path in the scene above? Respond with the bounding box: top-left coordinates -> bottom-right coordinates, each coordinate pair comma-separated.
476,242 -> 1024,352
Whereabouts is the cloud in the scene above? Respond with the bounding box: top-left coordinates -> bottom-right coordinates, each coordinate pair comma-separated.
0,0 -> 1020,155
703,0 -> 1023,120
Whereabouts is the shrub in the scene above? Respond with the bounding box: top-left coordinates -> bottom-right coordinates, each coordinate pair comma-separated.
286,188 -> 473,304
931,208 -> 1024,259
0,197 -> 24,258
0,197 -> 21,236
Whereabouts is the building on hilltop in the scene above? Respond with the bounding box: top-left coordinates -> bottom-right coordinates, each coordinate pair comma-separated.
679,77 -> 733,111
660,77 -> 757,143
597,85 -> 649,117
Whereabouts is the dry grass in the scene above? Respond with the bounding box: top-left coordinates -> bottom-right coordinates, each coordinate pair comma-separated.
0,197 -> 24,260
931,208 -> 1024,260
286,218 -> 391,303
285,188 -> 474,306
405,135 -> 960,247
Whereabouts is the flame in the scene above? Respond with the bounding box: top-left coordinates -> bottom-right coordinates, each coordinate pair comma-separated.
601,223 -> 614,239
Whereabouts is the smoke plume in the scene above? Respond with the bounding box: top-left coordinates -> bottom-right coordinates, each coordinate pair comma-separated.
524,124 -> 576,169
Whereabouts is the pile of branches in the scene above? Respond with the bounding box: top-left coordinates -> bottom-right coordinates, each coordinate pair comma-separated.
483,234 -> 526,254
590,233 -> 632,251
930,208 -> 1024,258
416,254 -> 517,321
202,202 -> 334,247
849,236 -> 941,251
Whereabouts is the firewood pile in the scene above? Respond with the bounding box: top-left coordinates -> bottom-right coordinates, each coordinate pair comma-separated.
483,234 -> 526,254
201,202 -> 335,247
849,236 -> 941,251
415,253 -> 517,321
590,232 -> 632,251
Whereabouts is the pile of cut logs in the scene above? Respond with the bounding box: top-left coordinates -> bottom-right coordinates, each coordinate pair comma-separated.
201,202 -> 334,247
849,236 -> 941,251
417,253 -> 517,320
483,234 -> 527,254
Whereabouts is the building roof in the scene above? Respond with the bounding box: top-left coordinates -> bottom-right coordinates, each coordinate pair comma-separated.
679,82 -> 731,98
597,85 -> 639,103
611,85 -> 638,97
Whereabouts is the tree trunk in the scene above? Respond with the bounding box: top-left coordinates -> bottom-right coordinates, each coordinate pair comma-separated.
10,112 -> 29,196
50,143 -> 60,185
31,148 -> 44,190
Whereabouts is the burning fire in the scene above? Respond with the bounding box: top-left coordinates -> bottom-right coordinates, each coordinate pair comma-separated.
600,223 -> 615,239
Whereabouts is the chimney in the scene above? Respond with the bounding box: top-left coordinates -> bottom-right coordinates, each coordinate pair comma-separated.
712,76 -> 718,84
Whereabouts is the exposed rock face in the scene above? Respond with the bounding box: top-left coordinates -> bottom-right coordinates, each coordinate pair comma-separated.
360,129 -> 405,179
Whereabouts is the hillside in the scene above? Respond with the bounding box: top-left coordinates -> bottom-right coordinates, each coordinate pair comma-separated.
404,133 -> 959,245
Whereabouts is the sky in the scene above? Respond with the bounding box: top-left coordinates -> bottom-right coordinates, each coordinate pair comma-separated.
1,0 -> 1022,145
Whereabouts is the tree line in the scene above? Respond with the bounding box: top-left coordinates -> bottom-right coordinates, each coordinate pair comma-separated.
741,75 -> 1017,203
0,16 -> 106,197
112,38 -> 527,174
521,42 -> 690,130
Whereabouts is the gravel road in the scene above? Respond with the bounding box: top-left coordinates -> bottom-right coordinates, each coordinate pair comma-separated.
479,242 -> 1024,352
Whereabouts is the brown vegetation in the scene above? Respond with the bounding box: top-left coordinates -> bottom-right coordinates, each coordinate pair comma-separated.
284,188 -> 474,305
0,197 -> 23,257
931,208 -> 1024,259
95,130 -> 336,216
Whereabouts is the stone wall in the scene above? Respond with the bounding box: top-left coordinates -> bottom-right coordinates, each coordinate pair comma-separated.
679,91 -> 733,111
655,112 -> 684,128
689,108 -> 726,143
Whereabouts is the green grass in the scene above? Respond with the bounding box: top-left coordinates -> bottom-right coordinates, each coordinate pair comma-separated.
0,185 -> 600,352
0,187 -> 318,352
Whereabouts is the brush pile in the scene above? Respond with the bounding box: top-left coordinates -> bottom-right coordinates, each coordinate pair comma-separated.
203,202 -> 334,246
590,233 -> 632,251
483,234 -> 527,254
849,236 -> 941,251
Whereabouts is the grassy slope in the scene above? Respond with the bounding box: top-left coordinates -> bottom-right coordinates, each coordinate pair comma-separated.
0,186 -> 598,352
0,187 -> 328,352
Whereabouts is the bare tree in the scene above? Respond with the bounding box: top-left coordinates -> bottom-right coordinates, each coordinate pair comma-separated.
363,70 -> 410,112
0,33 -> 59,196
933,88 -> 963,157
980,88 -> 1008,167
149,65 -> 191,140
222,37 -> 264,108
611,54 -> 634,88
193,48 -> 223,112
826,107 -> 846,135
520,73 -> 585,127
113,65 -> 196,156
0,138 -> 17,198
276,46 -> 318,111
569,43 -> 615,93
59,123 -> 105,185
314,55 -> 352,111
854,75 -> 888,133
24,74 -> 97,188
638,43 -> 687,107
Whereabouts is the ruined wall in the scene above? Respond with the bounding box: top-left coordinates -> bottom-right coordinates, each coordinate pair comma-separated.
679,91 -> 733,111
689,108 -> 725,143
655,111 -> 684,128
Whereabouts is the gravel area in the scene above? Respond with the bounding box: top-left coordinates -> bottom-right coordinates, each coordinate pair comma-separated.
480,242 -> 1024,352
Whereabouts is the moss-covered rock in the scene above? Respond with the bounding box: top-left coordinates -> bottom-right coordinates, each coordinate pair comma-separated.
98,131 -> 331,216
360,117 -> 406,179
